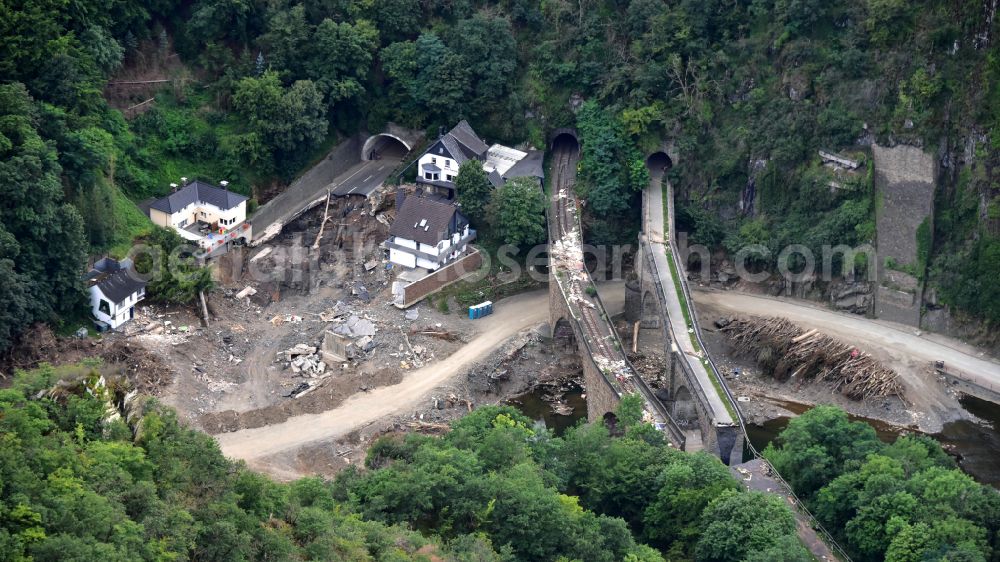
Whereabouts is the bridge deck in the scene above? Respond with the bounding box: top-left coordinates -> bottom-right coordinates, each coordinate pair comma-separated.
643,174 -> 734,426
549,145 -> 680,438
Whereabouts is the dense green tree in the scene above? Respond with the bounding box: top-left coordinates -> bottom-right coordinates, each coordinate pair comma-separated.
0,83 -> 87,349
695,491 -> 810,562
488,177 -> 546,247
576,101 -> 649,217
232,71 -> 328,171
764,405 -> 882,498
455,160 -> 493,227
308,18 -> 379,105
642,453 -> 739,554
381,33 -> 471,127
770,407 -> 1000,562
132,226 -> 213,304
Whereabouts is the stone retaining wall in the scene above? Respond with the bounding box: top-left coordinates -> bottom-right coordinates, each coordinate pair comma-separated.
397,248 -> 482,308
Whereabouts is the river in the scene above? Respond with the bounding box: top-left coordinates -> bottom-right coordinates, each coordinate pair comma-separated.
510,384 -> 587,435
514,386 -> 1000,487
745,395 -> 1000,488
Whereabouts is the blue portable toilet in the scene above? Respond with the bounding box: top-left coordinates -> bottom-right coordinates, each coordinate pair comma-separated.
484,301 -> 493,316
468,306 -> 476,320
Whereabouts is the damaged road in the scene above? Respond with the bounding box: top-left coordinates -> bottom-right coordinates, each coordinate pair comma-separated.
214,289 -> 550,470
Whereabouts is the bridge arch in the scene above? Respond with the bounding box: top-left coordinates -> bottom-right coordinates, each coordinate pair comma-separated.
672,385 -> 698,423
646,151 -> 673,173
362,133 -> 410,161
602,412 -> 621,435
552,316 -> 575,348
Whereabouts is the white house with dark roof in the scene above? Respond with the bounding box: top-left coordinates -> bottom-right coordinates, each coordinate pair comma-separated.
415,121 -> 544,199
148,180 -> 250,252
386,193 -> 475,271
85,258 -> 146,331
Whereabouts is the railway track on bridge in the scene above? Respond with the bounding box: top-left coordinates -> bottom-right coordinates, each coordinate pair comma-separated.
549,142 -> 685,444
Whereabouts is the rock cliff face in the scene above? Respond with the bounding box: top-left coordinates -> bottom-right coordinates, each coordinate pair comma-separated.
872,144 -> 936,326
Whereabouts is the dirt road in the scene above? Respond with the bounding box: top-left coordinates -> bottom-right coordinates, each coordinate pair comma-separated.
215,289 -> 552,464
694,290 -> 1000,386
694,289 -> 1000,431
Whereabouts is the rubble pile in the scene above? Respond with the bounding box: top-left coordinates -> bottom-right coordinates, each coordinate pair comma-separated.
278,344 -> 327,376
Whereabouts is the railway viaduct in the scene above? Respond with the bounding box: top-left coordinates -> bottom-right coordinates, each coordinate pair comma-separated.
546,130 -> 743,465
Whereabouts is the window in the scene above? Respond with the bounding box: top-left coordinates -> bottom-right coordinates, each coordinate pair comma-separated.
98,299 -> 111,315
445,159 -> 451,168
425,172 -> 433,180
178,219 -> 188,228
431,157 -> 437,164
446,174 -> 455,182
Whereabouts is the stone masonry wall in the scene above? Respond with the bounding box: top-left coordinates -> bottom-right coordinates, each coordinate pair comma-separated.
873,144 -> 936,326
400,249 -> 482,308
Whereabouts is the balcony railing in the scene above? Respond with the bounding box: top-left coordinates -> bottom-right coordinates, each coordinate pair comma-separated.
386,230 -> 477,265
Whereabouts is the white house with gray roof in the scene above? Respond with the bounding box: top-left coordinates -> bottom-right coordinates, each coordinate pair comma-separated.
416,121 -> 544,199
148,180 -> 250,252
85,258 -> 146,331
386,193 -> 475,271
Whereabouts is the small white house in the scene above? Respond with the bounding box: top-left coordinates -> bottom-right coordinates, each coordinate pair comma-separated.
148,180 -> 250,252
386,194 -> 475,271
85,258 -> 146,331
415,121 -> 543,198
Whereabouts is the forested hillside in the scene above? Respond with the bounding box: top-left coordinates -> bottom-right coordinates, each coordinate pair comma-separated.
1,364 -> 815,561
2,0 -> 999,348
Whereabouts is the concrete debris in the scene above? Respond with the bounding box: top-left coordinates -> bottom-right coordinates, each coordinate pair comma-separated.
235,286 -> 257,299
278,343 -> 328,377
356,335 -> 375,352
364,259 -> 379,272
352,285 -> 371,302
338,315 -> 377,337
405,307 -> 419,321
249,246 -> 273,263
271,314 -> 303,326
319,301 -> 349,322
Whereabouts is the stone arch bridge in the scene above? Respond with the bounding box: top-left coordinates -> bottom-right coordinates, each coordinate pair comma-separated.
546,132 -> 743,464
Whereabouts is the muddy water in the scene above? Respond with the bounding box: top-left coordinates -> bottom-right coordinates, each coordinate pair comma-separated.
510,384 -> 587,435
746,395 -> 1000,488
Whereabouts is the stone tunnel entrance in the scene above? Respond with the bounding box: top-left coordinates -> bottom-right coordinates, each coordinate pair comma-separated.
551,129 -> 580,155
646,151 -> 673,173
362,133 -> 410,161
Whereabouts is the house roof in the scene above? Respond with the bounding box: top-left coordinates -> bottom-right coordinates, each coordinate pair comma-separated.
485,144 -> 528,176
440,135 -> 469,166
390,196 -> 467,246
448,120 -> 489,157
487,170 -> 504,188
94,268 -> 146,304
149,180 -> 248,214
504,149 -> 545,181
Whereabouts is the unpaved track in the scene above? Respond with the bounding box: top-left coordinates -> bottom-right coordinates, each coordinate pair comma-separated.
215,290 -> 551,463
694,290 -> 1000,392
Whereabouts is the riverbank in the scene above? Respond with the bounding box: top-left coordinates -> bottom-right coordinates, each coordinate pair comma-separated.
688,297 -> 1000,487
693,290 -> 990,434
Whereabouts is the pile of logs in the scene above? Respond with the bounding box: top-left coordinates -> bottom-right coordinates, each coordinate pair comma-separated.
720,316 -> 903,401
